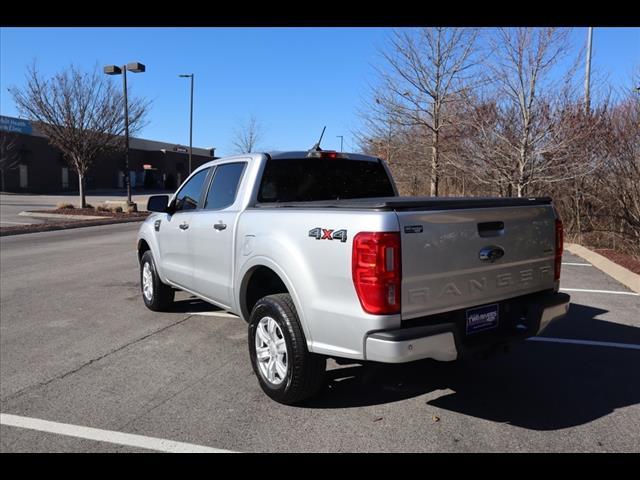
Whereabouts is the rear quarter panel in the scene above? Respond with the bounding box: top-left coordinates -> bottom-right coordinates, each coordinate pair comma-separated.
235,208 -> 401,358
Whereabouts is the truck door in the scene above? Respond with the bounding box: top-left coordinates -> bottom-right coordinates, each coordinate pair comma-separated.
190,161 -> 247,309
156,167 -> 210,289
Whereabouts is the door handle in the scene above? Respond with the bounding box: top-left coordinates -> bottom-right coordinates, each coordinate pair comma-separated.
179,222 -> 189,230
214,222 -> 227,231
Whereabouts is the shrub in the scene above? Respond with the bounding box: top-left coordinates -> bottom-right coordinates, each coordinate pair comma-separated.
56,202 -> 75,210
111,206 -> 123,213
95,204 -> 111,212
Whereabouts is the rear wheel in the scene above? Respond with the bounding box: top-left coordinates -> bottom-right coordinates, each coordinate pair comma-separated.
140,250 -> 175,311
248,294 -> 326,405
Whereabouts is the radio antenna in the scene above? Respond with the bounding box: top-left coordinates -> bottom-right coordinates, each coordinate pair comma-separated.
310,126 -> 326,152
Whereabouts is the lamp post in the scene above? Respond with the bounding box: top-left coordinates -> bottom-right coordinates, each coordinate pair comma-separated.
584,27 -> 594,115
179,73 -> 194,174
104,62 -> 146,205
337,135 -> 344,152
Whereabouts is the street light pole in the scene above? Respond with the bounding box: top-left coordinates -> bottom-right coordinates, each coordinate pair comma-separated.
122,65 -> 131,203
585,27 -> 594,115
104,62 -> 146,207
337,135 -> 344,152
179,73 -> 194,174
189,74 -> 193,174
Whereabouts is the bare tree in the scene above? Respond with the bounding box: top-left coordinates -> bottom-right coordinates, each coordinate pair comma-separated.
366,27 -> 481,196
359,28 -> 639,259
596,90 -> 640,254
0,131 -> 20,192
231,115 -> 263,154
464,28 -> 595,197
9,63 -> 150,207
356,110 -> 425,195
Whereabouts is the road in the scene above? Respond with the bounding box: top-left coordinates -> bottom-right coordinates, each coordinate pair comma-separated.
1,223 -> 639,452
0,192 -> 156,226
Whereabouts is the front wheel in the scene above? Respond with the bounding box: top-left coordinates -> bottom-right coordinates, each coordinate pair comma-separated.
248,294 -> 326,405
140,250 -> 175,311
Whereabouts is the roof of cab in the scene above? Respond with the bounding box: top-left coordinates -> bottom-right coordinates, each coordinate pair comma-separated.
266,151 -> 380,161
195,151 -> 381,173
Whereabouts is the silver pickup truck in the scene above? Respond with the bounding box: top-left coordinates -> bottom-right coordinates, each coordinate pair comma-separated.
137,149 -> 570,404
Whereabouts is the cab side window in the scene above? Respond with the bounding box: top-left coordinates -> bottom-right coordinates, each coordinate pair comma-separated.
204,163 -> 246,210
173,168 -> 210,212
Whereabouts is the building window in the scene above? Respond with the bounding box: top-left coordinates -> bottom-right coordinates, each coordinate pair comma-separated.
19,164 -> 28,189
61,167 -> 69,190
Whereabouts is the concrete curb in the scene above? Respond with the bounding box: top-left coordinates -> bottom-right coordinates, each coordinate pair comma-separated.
19,211 -> 109,220
565,243 -> 640,294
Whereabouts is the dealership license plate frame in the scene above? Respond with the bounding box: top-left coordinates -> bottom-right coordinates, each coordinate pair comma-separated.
466,303 -> 499,335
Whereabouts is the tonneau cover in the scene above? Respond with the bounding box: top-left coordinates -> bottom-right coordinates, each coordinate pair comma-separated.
254,196 -> 552,211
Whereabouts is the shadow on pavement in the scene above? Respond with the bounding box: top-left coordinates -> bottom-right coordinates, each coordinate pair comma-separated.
304,303 -> 640,431
170,297 -> 223,314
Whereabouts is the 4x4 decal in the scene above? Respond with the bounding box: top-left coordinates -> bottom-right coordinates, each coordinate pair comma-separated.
308,227 -> 347,243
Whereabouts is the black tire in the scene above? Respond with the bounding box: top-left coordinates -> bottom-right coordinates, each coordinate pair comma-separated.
248,294 -> 326,405
140,250 -> 175,312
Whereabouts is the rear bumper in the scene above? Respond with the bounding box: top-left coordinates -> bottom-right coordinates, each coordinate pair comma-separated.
365,291 -> 570,363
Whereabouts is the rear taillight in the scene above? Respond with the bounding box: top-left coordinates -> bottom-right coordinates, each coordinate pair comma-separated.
352,232 -> 401,315
554,218 -> 563,281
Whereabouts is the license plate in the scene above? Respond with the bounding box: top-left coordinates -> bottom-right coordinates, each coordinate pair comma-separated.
466,303 -> 499,334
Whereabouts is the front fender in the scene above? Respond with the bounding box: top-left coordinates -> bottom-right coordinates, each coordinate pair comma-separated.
137,215 -> 166,282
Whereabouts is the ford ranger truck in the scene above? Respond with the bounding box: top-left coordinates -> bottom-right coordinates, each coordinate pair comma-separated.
137,150 -> 570,404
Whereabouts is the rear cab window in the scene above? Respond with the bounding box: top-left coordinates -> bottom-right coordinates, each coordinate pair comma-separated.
204,162 -> 247,210
257,157 -> 395,203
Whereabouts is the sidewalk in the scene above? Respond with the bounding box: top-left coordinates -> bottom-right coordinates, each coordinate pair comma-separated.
1,191 -> 169,226
1,189 -> 173,197
566,243 -> 640,294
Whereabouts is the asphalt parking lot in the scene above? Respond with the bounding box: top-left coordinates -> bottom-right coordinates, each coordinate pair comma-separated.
1,222 -> 639,452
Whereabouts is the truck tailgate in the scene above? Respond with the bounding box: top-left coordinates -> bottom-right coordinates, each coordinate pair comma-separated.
398,205 -> 556,320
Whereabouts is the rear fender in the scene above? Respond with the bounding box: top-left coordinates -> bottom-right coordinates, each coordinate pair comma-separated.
236,256 -> 315,350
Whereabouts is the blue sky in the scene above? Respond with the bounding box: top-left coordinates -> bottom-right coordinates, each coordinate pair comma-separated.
1,27 -> 638,157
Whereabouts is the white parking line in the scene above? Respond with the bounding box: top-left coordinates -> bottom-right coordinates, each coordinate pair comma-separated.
560,287 -> 639,296
0,413 -> 236,453
561,262 -> 592,266
528,337 -> 640,351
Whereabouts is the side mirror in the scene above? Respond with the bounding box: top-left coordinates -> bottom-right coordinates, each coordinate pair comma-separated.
147,195 -> 170,213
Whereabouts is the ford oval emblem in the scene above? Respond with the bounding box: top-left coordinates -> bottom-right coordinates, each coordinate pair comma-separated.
479,245 -> 505,262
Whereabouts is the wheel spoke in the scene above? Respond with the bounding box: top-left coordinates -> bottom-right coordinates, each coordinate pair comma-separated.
256,324 -> 270,346
275,338 -> 286,354
267,359 -> 277,382
275,358 -> 287,379
268,318 -> 279,342
256,346 -> 270,362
